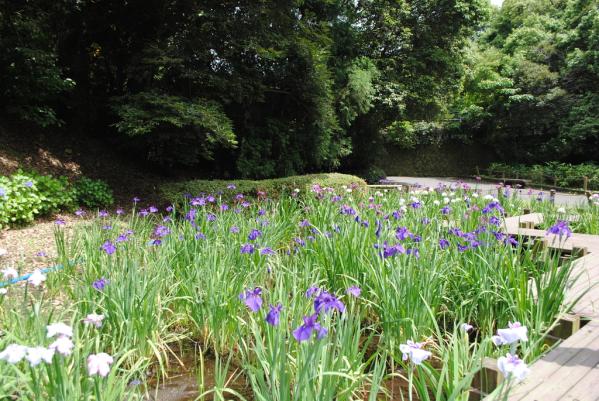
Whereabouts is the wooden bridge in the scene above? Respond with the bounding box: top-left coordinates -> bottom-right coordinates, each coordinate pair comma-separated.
483,213 -> 599,401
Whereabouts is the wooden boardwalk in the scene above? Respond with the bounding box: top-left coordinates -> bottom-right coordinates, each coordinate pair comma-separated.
485,213 -> 599,400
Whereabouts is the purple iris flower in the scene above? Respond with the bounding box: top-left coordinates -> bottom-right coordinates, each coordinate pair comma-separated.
206,195 -> 215,203
331,195 -> 342,202
148,206 -> 158,213
411,201 -> 422,209
299,219 -> 311,227
258,209 -> 266,216
457,244 -> 469,252
206,213 -> 217,222
166,205 -> 174,212
220,204 -> 229,211
396,227 -> 411,241
138,209 -> 149,217
407,248 -> 420,258
314,291 -> 345,313
235,193 -> 244,200
546,220 -> 572,238
441,206 -> 451,215
248,229 -> 262,241
380,242 -> 406,258
92,277 -> 109,291
421,217 -> 431,225
101,240 -> 116,255
230,226 -> 240,234
116,208 -> 124,215
346,286 -> 361,297
116,234 -> 128,243
24,181 -> 34,188
293,314 -> 327,342
266,304 -> 283,326
240,243 -> 255,254
492,231 -> 505,241
227,184 -> 236,190
75,209 -> 86,217
98,210 -> 109,218
55,219 -> 66,226
490,216 -> 501,226
239,287 -> 262,312
186,209 -> 197,222
191,197 -> 206,206
294,237 -> 306,247
132,197 -> 140,203
260,247 -> 276,255
154,225 -> 170,238
439,238 -> 450,249
0,187 -> 6,197
241,201 -> 251,208
504,236 -> 518,246
305,286 -> 320,298
195,232 -> 206,240
340,205 -> 356,215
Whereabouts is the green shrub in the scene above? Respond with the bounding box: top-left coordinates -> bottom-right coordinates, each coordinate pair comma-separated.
160,173 -> 367,203
34,173 -> 76,215
486,162 -> 599,190
0,171 -> 74,228
72,177 -> 114,209
360,166 -> 386,184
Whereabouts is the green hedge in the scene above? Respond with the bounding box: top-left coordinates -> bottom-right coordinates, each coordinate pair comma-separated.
160,173 -> 367,202
487,162 -> 599,191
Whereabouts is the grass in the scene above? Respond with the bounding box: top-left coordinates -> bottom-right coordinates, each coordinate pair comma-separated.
0,179 -> 595,400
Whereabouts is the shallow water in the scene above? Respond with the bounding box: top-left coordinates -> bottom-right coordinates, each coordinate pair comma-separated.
146,348 -> 251,401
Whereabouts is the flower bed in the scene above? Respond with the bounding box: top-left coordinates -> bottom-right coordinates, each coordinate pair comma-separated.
0,182 -> 581,400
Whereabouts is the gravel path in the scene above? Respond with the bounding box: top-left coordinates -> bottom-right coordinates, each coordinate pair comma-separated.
385,176 -> 590,207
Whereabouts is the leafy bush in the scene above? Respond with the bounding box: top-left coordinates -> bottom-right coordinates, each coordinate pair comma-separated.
160,173 -> 367,203
486,162 -> 599,190
0,171 -> 74,228
360,166 -> 387,184
72,177 -> 114,209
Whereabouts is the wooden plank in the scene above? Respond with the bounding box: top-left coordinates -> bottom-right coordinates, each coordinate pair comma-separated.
486,321 -> 599,400
489,213 -> 599,400
560,364 -> 599,401
516,336 -> 599,401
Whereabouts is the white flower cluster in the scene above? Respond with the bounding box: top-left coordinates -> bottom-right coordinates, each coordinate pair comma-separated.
0,317 -> 111,377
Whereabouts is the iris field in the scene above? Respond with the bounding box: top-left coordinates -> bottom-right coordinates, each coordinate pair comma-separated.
1,182 -> 597,400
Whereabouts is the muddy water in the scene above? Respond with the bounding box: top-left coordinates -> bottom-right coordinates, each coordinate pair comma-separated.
146,349 -> 252,401
145,347 -> 417,401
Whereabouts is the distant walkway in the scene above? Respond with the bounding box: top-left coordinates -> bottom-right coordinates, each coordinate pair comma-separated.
385,176 -> 590,207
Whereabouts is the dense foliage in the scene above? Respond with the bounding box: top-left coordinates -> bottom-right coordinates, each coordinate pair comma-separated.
0,171 -> 112,228
2,182 -> 588,399
0,0 -> 487,177
452,0 -> 599,162
487,162 -> 599,190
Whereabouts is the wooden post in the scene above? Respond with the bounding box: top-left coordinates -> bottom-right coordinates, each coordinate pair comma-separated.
583,176 -> 589,192
586,191 -> 592,205
572,246 -> 588,258
519,221 -> 534,229
549,314 -> 582,340
523,207 -> 531,215
550,189 -> 556,205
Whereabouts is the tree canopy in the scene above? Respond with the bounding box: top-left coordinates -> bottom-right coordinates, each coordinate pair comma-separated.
1,0 -> 596,177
